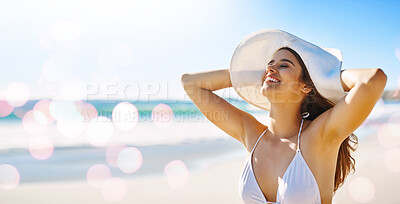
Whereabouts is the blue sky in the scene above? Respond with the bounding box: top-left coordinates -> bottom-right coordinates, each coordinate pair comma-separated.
0,0 -> 399,100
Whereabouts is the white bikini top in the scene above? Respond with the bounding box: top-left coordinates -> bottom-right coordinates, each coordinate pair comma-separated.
238,112 -> 321,204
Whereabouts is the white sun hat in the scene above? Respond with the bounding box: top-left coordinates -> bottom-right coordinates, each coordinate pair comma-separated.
230,28 -> 347,111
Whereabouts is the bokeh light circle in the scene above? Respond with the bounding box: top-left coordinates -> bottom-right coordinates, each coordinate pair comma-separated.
377,122 -> 400,148
29,136 -> 54,160
164,160 -> 190,189
112,102 -> 139,131
75,101 -> 98,122
33,100 -> 55,124
0,98 -> 14,117
4,82 -> 30,107
106,144 -> 128,168
49,97 -> 83,122
0,164 -> 20,190
117,147 -> 143,174
86,116 -> 114,146
151,103 -> 174,128
348,177 -> 375,203
22,110 -> 48,136
101,177 -> 127,202
86,164 -> 112,188
384,148 -> 400,173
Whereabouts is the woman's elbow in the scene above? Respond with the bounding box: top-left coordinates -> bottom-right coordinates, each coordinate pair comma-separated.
374,68 -> 387,84
368,68 -> 387,91
376,68 -> 387,81
181,73 -> 194,89
181,73 -> 189,86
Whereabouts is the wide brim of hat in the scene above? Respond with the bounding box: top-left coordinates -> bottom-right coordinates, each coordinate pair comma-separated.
230,28 -> 346,111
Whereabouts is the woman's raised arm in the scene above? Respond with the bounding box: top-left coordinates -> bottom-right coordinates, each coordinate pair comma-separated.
181,69 -> 263,147
320,68 -> 387,144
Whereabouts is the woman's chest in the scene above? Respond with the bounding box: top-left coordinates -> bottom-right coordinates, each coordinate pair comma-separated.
252,136 -> 337,202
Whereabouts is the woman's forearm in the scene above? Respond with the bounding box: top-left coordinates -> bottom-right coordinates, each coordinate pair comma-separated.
181,69 -> 232,91
340,68 -> 387,92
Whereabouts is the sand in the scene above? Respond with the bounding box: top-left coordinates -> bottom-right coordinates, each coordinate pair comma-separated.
0,156 -> 247,204
1,130 -> 399,204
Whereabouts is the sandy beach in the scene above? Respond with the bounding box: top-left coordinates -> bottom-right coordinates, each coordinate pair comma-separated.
1,103 -> 400,204
0,152 -> 248,204
1,129 -> 400,204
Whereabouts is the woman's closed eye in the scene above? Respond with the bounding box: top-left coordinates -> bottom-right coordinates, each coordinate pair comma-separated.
267,63 -> 289,68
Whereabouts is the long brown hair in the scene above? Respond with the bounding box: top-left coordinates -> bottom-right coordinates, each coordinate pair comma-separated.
277,47 -> 358,192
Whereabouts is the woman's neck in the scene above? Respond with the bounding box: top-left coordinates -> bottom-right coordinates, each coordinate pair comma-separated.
267,103 -> 304,140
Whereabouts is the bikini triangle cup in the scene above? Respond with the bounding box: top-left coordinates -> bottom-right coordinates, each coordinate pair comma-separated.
240,111 -> 321,204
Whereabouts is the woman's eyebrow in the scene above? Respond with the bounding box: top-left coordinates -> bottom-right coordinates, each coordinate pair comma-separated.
268,59 -> 295,67
281,59 -> 295,67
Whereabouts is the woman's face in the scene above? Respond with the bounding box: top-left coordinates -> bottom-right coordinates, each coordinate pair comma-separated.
260,49 -> 309,104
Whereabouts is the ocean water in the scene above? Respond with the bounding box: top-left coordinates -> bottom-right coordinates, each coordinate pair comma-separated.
0,99 -> 261,122
0,99 -> 398,184
0,99 -> 264,148
0,99 -> 257,184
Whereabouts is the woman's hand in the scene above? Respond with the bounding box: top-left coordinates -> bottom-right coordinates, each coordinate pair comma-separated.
340,68 -> 387,92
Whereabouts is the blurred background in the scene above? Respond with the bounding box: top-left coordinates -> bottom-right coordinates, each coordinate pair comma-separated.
0,0 -> 399,203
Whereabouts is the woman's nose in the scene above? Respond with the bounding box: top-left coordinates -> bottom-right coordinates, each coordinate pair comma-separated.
266,63 -> 277,73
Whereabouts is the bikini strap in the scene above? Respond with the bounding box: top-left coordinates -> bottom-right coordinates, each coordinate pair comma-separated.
251,127 -> 268,153
297,112 -> 310,152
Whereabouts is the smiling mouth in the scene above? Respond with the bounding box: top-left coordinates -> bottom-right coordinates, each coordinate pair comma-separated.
264,76 -> 281,84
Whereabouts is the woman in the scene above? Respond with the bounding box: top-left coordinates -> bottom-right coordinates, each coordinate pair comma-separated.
181,29 -> 387,203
